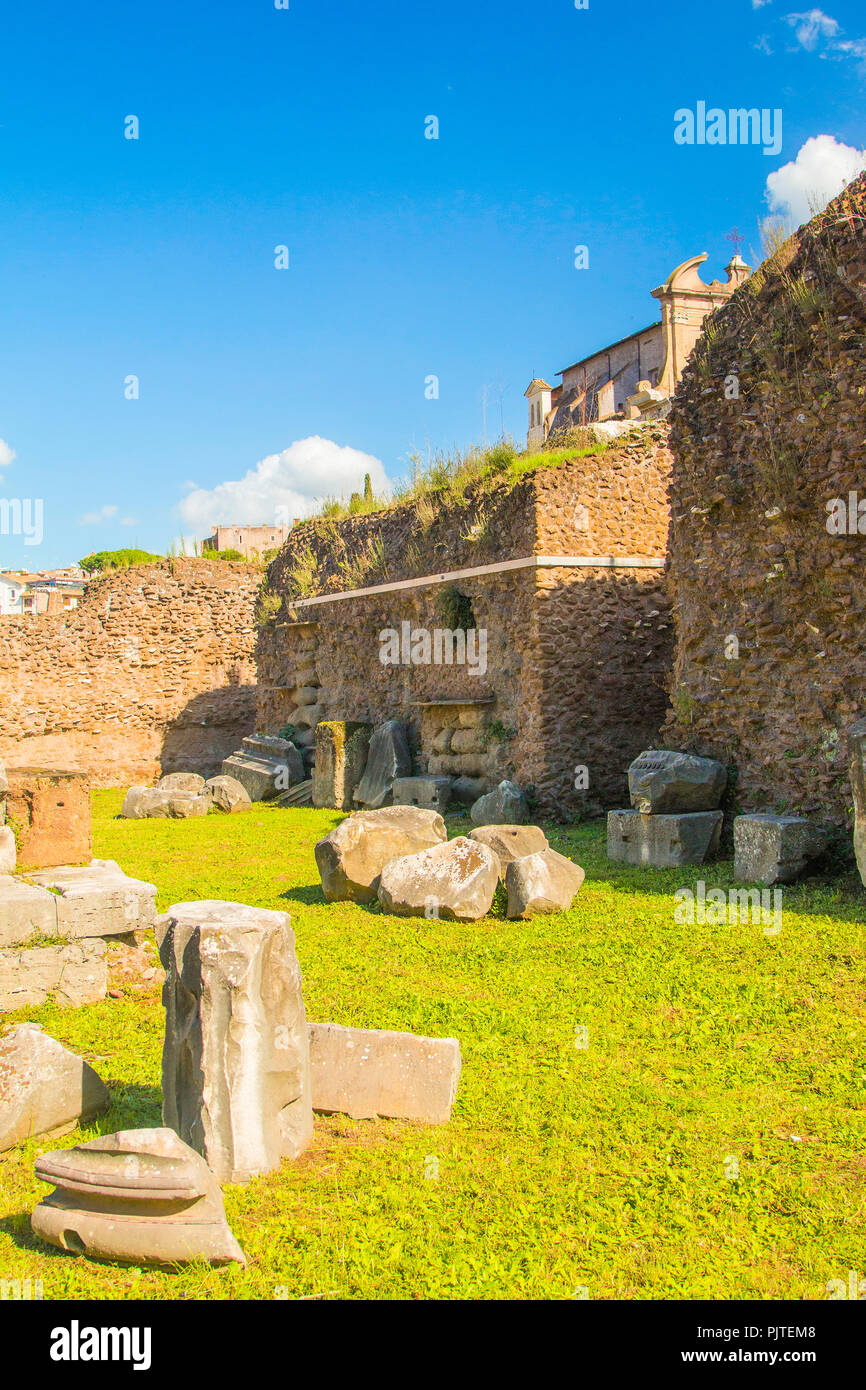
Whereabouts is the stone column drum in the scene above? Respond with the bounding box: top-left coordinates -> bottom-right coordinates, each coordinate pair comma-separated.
159,900 -> 313,1184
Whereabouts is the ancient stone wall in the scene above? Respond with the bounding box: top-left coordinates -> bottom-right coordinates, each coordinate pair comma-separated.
0,560 -> 259,786
662,174 -> 866,830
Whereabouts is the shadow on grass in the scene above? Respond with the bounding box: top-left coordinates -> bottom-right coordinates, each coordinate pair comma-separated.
101,1082 -> 163,1131
278,884 -> 329,907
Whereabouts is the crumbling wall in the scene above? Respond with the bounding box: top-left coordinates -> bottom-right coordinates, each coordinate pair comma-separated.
663,174 -> 866,828
0,560 -> 259,786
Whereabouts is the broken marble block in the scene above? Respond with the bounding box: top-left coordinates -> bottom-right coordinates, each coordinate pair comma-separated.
160,900 -> 313,1184
627,748 -> 727,814
0,876 -> 58,947
470,780 -> 529,827
315,805 -> 447,904
31,1128 -> 245,1266
469,824 -> 549,880
377,835 -> 499,921
24,860 -> 157,939
308,1022 -> 461,1124
505,848 -> 585,919
157,772 -> 206,794
848,716 -> 866,888
222,735 -> 305,802
607,809 -> 723,867
733,814 -> 827,885
0,826 -> 15,875
313,721 -> 371,810
391,776 -> 453,814
203,774 -> 252,813
0,1024 -> 110,1152
353,720 -> 412,808
0,939 -> 107,1011
120,785 -> 210,819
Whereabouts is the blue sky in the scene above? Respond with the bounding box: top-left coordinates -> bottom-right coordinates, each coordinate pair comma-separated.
1,0 -> 865,569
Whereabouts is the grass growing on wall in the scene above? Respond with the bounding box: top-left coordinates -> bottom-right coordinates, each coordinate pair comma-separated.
1,791 -> 863,1300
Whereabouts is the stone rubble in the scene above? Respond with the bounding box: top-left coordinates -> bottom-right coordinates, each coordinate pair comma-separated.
377,835 -> 499,921
353,720 -> 412,808
315,805 -> 447,904
733,814 -> 827,885
308,1022 -> 461,1124
470,780 -> 529,827
505,848 -> 585,919
0,1023 -> 110,1152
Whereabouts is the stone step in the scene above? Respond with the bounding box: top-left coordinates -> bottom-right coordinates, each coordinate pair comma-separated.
1,861 -> 157,948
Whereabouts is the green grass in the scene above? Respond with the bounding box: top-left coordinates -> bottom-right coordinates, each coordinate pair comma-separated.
1,790 -> 864,1300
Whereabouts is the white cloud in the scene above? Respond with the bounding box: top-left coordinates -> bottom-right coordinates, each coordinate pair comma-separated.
79,504 -> 119,525
755,34 -> 774,53
177,436 -> 390,533
120,516 -> 138,526
0,437 -> 15,473
785,8 -> 840,50
753,0 -> 773,9
765,133 -> 866,226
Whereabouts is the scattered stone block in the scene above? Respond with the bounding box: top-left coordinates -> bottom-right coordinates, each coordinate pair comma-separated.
627,748 -> 727,814
451,775 -> 488,806
315,806 -> 447,903
203,774 -> 251,813
313,721 -> 371,810
160,900 -> 313,1184
24,860 -> 157,939
4,767 -> 92,869
378,835 -> 499,921
0,826 -> 15,874
470,779 -> 529,827
607,809 -> 723,867
0,1024 -> 110,1152
353,720 -> 412,808
120,786 -> 210,819
0,939 -> 107,1011
733,814 -> 827,885
505,848 -> 585,919
157,772 -> 206,794
849,716 -> 866,887
32,1128 -> 246,1266
0,876 -> 58,947
391,776 -> 452,814
222,735 -> 305,801
469,824 -> 549,880
275,779 -> 313,807
308,1022 -> 461,1123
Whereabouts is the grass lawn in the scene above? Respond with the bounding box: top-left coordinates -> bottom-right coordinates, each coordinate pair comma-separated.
1,790 -> 864,1301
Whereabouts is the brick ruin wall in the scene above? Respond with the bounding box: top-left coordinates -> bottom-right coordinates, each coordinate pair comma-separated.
0,560 -> 259,786
662,173 -> 866,831
259,430 -> 673,816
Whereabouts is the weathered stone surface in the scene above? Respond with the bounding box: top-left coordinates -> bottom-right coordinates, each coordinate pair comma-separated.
733,814 -> 827,885
160,900 -> 313,1184
627,748 -> 727,814
308,1022 -> 461,1123
32,1127 -> 245,1266
0,1024 -> 110,1151
222,738 -> 305,801
0,939 -> 107,1011
849,717 -> 866,887
158,772 -> 206,794
353,720 -> 412,808
470,779 -> 529,827
120,785 -> 210,819
275,778 -> 313,807
0,826 -> 15,874
607,809 -> 723,867
313,721 -> 371,810
451,775 -> 488,806
315,806 -> 447,904
469,824 -> 549,879
4,767 -> 92,870
203,774 -> 251,813
0,876 -> 58,946
505,848 -> 585,919
24,860 -> 157,939
391,776 -> 452,814
378,835 -> 499,921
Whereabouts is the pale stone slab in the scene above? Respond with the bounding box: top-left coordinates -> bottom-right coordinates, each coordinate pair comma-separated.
628,748 -> 727,814
733,814 -> 827,885
0,876 -> 58,947
158,772 -> 206,794
470,780 -> 529,827
607,809 -> 723,867
120,786 -> 210,819
469,824 -> 549,879
315,806 -> 447,904
0,1024 -> 110,1151
308,1022 -> 461,1124
32,1128 -> 245,1266
0,939 -> 107,1011
505,848 -> 585,919
24,860 -> 157,939
391,776 -> 453,814
377,835 -> 499,921
160,900 -> 313,1184
204,774 -> 252,813
849,717 -> 866,888
0,826 -> 15,875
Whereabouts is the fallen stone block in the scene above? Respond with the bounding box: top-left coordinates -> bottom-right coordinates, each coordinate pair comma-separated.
848,717 -> 866,888
627,748 -> 727,814
607,809 -> 723,867
391,776 -> 453,814
157,772 -> 206,794
470,779 -> 529,827
733,814 -> 827,885
315,806 -> 447,903
203,774 -> 252,813
5,767 -> 92,869
313,721 -> 371,810
308,1022 -> 461,1124
222,739 -> 305,801
505,848 -> 585,919
451,775 -> 488,806
275,779 -> 313,807
31,1128 -> 245,1266
469,824 -> 549,880
0,1024 -> 110,1152
0,939 -> 107,1011
24,860 -> 157,939
377,835 -> 499,921
0,826 -> 15,874
160,900 -> 313,1184
120,786 -> 210,819
0,876 -> 58,947
353,720 -> 412,808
